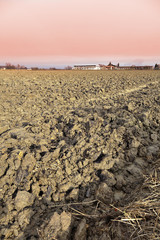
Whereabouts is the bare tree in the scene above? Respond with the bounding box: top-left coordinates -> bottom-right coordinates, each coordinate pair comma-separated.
31,67 -> 39,70
17,64 -> 21,69
65,66 -> 72,70
154,63 -> 159,70
5,63 -> 16,69
49,67 -> 57,70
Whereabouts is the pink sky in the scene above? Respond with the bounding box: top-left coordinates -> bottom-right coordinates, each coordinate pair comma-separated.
0,0 -> 160,67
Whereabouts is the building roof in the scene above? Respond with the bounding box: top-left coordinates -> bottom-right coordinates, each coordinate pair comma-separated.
74,64 -> 97,67
107,62 -> 116,67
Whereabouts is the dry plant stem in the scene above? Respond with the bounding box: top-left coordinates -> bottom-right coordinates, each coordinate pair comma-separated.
49,199 -> 98,208
69,206 -> 99,218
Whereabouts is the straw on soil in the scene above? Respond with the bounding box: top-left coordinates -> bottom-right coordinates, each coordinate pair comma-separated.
107,168 -> 160,239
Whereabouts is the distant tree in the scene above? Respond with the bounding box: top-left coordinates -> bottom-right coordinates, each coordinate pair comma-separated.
65,66 -> 72,70
20,65 -> 27,70
5,63 -> 11,68
15,64 -> 27,69
31,67 -> 39,70
16,64 -> 21,69
5,62 -> 16,69
155,63 -> 159,70
49,67 -> 57,70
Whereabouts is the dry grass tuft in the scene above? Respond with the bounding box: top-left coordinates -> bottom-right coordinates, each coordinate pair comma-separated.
110,168 -> 160,239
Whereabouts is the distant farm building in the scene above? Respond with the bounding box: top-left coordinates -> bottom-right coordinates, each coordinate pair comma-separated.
117,65 -> 153,70
73,62 -> 154,70
102,63 -> 153,70
117,66 -> 132,70
131,65 -> 153,70
105,62 -> 116,70
73,64 -> 101,70
106,62 -> 153,70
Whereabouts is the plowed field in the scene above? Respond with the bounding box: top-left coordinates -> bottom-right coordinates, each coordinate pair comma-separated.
0,70 -> 160,239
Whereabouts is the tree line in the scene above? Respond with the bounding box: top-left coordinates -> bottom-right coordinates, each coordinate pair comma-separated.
5,63 -> 27,69
4,63 -> 73,70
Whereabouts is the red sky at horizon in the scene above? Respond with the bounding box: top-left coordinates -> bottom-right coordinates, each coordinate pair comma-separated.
0,0 -> 160,66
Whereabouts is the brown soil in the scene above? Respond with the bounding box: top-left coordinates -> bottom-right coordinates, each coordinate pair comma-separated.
0,70 -> 160,240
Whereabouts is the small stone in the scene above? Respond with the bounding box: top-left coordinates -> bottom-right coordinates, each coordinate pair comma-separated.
83,159 -> 89,166
52,192 -> 60,202
78,161 -> 83,169
52,148 -> 61,158
74,219 -> 86,240
96,183 -> 113,204
22,153 -> 36,171
91,152 -> 102,162
66,167 -> 72,175
127,102 -> 135,111
151,133 -> 158,142
94,156 -> 115,170
126,164 -> 142,177
129,148 -> 138,158
67,188 -> 79,201
147,145 -> 159,155
59,192 -> 65,201
114,190 -> 125,202
61,211 -> 72,233
32,182 -> 40,197
131,138 -> 140,148
14,158 -> 21,170
138,146 -> 147,157
60,182 -> 73,192
44,211 -> 72,240
44,212 -> 60,238
75,174 -> 82,184
15,191 -> 35,211
99,170 -> 116,186
40,145 -> 48,152
18,209 -> 33,229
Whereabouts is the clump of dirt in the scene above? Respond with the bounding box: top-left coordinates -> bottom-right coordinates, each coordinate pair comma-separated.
0,70 -> 160,239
